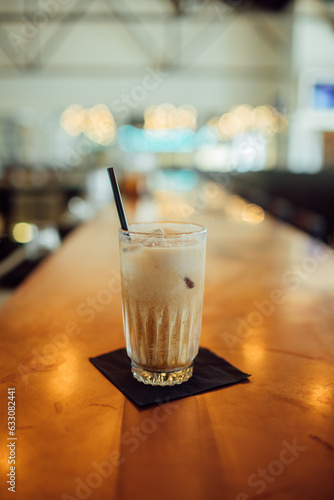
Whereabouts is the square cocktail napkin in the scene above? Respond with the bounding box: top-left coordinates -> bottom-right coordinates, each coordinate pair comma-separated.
89,347 -> 251,407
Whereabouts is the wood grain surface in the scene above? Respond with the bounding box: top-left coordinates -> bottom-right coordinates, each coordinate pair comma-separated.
1,190 -> 334,500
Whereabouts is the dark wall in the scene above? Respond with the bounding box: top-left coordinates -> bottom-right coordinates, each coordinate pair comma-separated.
229,171 -> 334,244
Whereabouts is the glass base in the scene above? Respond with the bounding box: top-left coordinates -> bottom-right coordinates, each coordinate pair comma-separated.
131,362 -> 193,387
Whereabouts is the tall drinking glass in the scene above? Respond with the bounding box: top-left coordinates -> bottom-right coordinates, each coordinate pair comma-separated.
119,222 -> 206,386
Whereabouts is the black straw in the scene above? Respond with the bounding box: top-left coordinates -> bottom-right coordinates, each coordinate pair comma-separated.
107,167 -> 129,231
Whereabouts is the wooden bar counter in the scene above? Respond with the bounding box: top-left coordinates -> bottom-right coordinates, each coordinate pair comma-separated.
1,190 -> 334,500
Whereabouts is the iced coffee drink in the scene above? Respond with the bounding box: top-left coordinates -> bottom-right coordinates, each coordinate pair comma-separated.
119,222 -> 206,386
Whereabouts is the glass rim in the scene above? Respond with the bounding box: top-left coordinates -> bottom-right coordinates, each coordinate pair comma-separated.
119,221 -> 206,236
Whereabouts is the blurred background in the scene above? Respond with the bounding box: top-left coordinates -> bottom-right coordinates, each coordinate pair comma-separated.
0,0 -> 334,304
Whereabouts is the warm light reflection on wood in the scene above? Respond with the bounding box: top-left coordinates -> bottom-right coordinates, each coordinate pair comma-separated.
243,343 -> 266,363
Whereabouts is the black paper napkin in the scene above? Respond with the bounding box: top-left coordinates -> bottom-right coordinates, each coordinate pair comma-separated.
89,347 -> 251,407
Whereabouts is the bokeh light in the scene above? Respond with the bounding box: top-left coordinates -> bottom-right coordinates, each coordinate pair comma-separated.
144,104 -> 197,130
241,203 -> 265,224
60,104 -> 116,144
60,105 -> 85,136
225,195 -> 265,225
209,104 -> 288,141
84,104 -> 116,145
12,222 -> 36,243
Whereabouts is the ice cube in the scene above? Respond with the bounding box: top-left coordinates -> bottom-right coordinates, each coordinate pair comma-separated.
142,228 -> 167,247
150,228 -> 165,236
